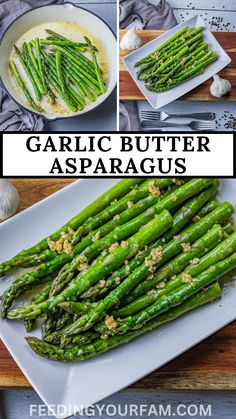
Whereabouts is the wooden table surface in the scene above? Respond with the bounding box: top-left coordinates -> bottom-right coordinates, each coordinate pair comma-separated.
119,30 -> 236,101
0,179 -> 236,391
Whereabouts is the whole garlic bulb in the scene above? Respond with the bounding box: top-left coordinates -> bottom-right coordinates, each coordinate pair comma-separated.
0,179 -> 20,221
120,28 -> 142,50
210,74 -> 231,98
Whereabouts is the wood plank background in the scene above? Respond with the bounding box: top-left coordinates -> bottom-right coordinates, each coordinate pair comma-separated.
0,179 -> 236,391
120,30 -> 236,101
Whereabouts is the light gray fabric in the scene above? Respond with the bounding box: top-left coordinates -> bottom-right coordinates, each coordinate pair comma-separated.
0,0 -> 63,132
119,0 -> 177,130
120,0 -> 177,30
120,102 -> 140,131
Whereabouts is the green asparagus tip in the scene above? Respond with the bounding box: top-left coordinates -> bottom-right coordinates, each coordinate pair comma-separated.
58,302 -> 68,310
25,337 -> 42,356
84,36 -> 98,52
14,45 -> 20,53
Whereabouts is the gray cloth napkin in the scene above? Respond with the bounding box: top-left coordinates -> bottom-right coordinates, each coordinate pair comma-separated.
0,0 -> 63,132
119,0 -> 177,131
120,0 -> 177,30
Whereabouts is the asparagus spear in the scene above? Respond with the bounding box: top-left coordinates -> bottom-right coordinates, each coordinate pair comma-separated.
173,52 -> 217,79
65,49 -> 97,77
44,64 -> 78,112
154,50 -> 206,85
64,223 -> 224,318
135,27 -> 203,68
45,327 -> 99,346
14,45 -> 41,101
134,27 -> 189,66
48,186 -> 222,343
45,29 -> 99,74
147,54 -> 218,92
113,226 -> 234,318
146,69 -> 204,92
24,282 -> 52,333
61,202 -> 232,338
8,61 -> 43,112
55,50 -> 66,95
35,38 -> 48,93
43,48 -> 99,100
105,252 -> 236,335
84,36 -> 106,94
50,179 -> 215,296
26,282 -> 221,361
0,179 -> 142,277
136,36 -> 199,77
197,200 -> 219,218
137,39 -> 205,80
123,204 -> 233,305
26,42 -> 39,73
6,210 -> 173,320
40,39 -> 87,51
42,308 -> 66,338
78,281 -> 222,349
62,62 -> 96,101
49,188 -> 170,297
145,46 -> 190,80
140,38 -> 203,79
80,182 -> 219,300
54,46 -> 100,87
22,42 -> 47,95
71,178 -> 177,244
62,56 -> 101,95
59,300 -> 94,315
42,49 -> 95,101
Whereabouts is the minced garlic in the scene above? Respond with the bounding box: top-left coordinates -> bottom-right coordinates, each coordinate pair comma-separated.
190,258 -> 200,265
156,281 -> 166,289
109,242 -> 119,253
92,231 -> 101,242
148,181 -> 161,196
77,255 -> 89,271
104,315 -> 117,330
182,273 -> 193,283
145,247 -> 163,267
121,241 -> 129,249
181,242 -> 192,252
100,334 -> 109,340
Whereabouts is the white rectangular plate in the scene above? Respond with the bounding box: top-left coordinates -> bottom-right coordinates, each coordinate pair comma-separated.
0,179 -> 236,419
123,15 -> 231,109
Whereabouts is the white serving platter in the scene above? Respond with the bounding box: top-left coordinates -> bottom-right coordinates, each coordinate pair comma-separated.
0,178 -> 236,419
123,15 -> 231,109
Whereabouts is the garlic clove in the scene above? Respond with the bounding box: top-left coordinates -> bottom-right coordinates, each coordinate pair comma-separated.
0,179 -> 21,222
120,27 -> 142,51
210,74 -> 231,98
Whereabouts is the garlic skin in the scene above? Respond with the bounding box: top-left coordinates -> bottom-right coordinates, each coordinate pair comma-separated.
120,28 -> 142,50
0,179 -> 21,222
210,74 -> 231,98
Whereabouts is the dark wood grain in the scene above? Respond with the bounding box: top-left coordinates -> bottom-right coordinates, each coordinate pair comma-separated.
0,179 -> 236,390
120,30 -> 236,101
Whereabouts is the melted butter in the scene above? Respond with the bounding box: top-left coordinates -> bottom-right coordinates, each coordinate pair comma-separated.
9,21 -> 108,116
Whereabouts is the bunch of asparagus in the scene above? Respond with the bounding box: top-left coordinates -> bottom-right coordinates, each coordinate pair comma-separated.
1,178 -> 236,362
134,26 -> 218,92
8,29 -> 106,113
